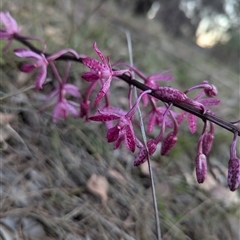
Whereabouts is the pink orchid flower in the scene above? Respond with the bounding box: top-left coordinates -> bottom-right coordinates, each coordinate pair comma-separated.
0,12 -> 21,38
0,12 -> 21,50
14,48 -> 79,89
89,90 -> 152,152
89,108 -> 136,152
41,62 -> 80,123
0,12 -> 45,51
82,42 -> 131,106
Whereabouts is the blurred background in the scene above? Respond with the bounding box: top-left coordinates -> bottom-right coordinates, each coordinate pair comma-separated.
0,0 -> 239,239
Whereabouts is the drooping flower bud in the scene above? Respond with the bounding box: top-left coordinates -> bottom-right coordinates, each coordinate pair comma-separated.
134,139 -> 157,166
160,132 -> 177,156
227,158 -> 240,191
202,80 -> 218,97
227,132 -> 240,191
202,132 -> 214,155
195,153 -> 207,183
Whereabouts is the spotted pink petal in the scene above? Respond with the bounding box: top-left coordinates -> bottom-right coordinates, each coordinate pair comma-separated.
93,42 -> 107,66
199,98 -> 220,106
161,132 -> 177,156
107,126 -> 120,142
227,158 -> 240,191
202,132 -> 214,155
0,12 -> 18,33
53,102 -> 67,123
14,48 -> 43,59
148,73 -> 173,82
35,66 -> 47,89
65,101 -> 79,117
94,77 -> 112,106
63,84 -> 80,98
124,124 -> 136,152
134,147 -> 148,166
82,57 -> 106,72
147,112 -> 157,134
89,113 -> 120,122
82,72 -> 99,82
114,133 -> 125,150
134,139 -> 157,166
20,63 -> 35,73
188,114 -> 197,133
0,31 -> 11,38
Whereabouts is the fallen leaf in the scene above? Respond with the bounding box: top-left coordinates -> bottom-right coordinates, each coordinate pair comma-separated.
0,113 -> 15,126
140,161 -> 150,176
87,174 -> 108,203
108,169 -> 126,184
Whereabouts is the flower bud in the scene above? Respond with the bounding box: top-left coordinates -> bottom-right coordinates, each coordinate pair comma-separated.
161,132 -> 177,156
195,153 -> 207,183
202,81 -> 218,97
134,139 -> 157,166
227,158 -> 240,191
202,132 -> 214,155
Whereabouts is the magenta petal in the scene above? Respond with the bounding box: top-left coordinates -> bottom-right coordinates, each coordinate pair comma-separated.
161,132 -> 177,156
94,90 -> 105,106
0,31 -> 11,38
65,102 -> 79,117
124,125 -> 136,152
107,126 -> 120,142
89,113 -> 120,122
147,112 -> 156,134
0,12 -> 18,32
114,134 -> 124,149
100,106 -> 126,117
82,72 -> 99,82
14,48 -> 42,59
188,114 -> 197,133
147,139 -> 157,155
80,101 -> 90,119
82,57 -> 105,72
20,63 -> 35,73
93,42 -> 107,66
63,84 -> 80,98
35,66 -> 47,89
148,73 -> 173,82
202,133 -> 214,155
53,103 -> 66,123
134,147 -> 147,166
199,98 -> 220,106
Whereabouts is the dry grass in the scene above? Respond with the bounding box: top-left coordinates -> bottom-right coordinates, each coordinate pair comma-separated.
0,0 -> 239,239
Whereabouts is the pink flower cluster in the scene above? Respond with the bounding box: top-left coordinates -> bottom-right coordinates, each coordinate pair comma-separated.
1,12 -> 239,191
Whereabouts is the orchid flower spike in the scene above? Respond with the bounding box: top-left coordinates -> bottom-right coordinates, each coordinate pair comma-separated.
82,42 -> 131,106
